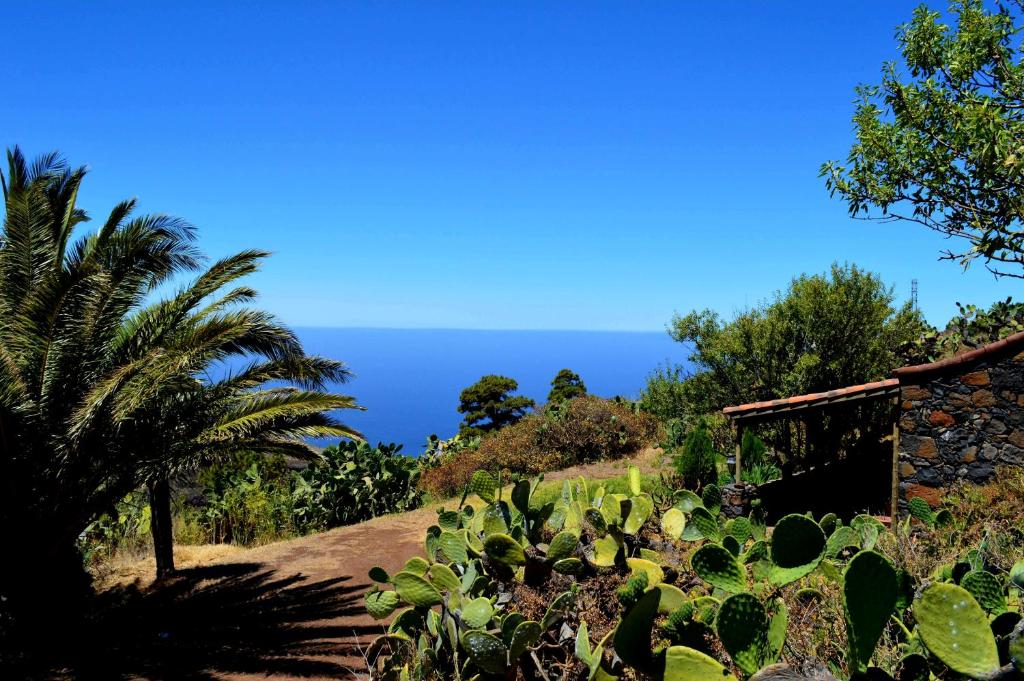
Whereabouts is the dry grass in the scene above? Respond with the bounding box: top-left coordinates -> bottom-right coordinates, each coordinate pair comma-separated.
91,543 -> 246,590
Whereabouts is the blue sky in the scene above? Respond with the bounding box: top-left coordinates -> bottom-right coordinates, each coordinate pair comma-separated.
4,2 -> 1014,331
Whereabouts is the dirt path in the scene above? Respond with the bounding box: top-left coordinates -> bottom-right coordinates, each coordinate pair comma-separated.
73,449 -> 664,680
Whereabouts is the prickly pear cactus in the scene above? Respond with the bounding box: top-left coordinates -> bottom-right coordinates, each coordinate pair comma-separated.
547,530 -> 579,562
715,592 -> 772,674
692,543 -> 748,593
613,587 -> 661,672
461,630 -> 508,674
915,583 -> 1000,679
662,507 -> 687,539
663,646 -> 738,681
908,497 -> 935,526
690,506 -> 721,542
961,569 -> 1005,613
392,570 -> 443,607
469,470 -> 497,503
843,550 -> 898,673
769,514 -> 826,586
701,484 -> 722,514
483,533 -> 526,566
624,494 -> 654,534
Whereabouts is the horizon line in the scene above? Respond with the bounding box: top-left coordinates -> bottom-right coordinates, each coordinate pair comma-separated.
289,324 -> 672,334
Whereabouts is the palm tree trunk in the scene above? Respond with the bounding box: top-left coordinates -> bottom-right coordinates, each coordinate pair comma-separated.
148,475 -> 175,578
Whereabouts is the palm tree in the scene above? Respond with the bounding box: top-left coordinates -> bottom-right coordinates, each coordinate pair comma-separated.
0,148 -> 360,628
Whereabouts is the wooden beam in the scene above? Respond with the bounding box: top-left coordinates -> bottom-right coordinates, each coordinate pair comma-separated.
734,422 -> 743,482
891,404 -> 901,521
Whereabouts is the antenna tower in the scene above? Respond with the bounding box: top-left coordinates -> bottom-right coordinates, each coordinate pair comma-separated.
911,279 -> 919,311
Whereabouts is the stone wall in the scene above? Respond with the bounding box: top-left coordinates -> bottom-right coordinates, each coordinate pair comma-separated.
898,350 -> 1024,507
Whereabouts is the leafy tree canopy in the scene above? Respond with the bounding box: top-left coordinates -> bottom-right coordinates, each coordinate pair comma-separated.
547,368 -> 587,403
669,263 -> 925,413
914,296 -> 1024,360
458,375 -> 534,437
823,0 -> 1024,278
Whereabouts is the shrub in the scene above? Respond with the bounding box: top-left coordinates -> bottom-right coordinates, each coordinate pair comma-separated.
673,419 -> 718,490
200,460 -> 297,545
478,396 -> 659,476
294,441 -> 422,530
741,429 -> 768,468
418,397 -> 659,499
638,362 -> 688,423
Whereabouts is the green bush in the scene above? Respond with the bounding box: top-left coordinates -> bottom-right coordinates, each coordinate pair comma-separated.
200,459 -> 297,545
638,363 -> 688,423
294,441 -> 422,530
741,429 -> 768,469
673,419 -> 718,490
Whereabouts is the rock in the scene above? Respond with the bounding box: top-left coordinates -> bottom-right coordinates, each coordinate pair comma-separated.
928,410 -> 955,427
981,443 -> 999,460
961,446 -> 977,463
903,483 -> 943,506
972,389 -> 997,408
901,385 -> 930,401
967,464 -> 995,483
899,461 -> 916,476
902,435 -> 938,459
1009,429 -> 1024,448
961,370 -> 991,387
987,419 -> 1008,435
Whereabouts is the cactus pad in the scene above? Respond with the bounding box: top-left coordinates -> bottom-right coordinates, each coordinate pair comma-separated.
715,592 -> 771,674
656,583 -> 688,614
542,590 -> 574,629
547,530 -> 579,562
427,563 -> 461,592
818,512 -> 839,536
825,526 -> 861,559
585,508 -> 608,535
368,566 -> 389,583
460,596 -> 494,629
662,508 -> 687,539
728,516 -> 752,543
722,534 -> 742,556
1010,621 -> 1024,673
692,543 -> 748,593
663,646 -> 738,681
701,484 -> 722,514
843,550 -> 898,673
627,557 -> 665,585
961,570 -> 1005,613
613,588 -> 661,672
591,534 -> 621,567
438,530 -> 469,564
769,514 -> 826,586
553,557 -> 584,575
908,497 -> 935,526
915,583 -> 1000,678
675,489 -> 703,512
461,630 -> 508,674
509,620 -> 542,661
511,479 -> 531,515
628,465 -> 643,496
392,571 -> 443,607
469,470 -> 497,503
624,494 -> 654,534
402,556 -> 430,576
1011,560 -> 1024,590
484,533 -> 526,566
365,589 -> 400,619
690,506 -> 722,542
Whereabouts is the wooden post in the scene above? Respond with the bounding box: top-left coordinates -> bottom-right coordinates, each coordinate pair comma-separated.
890,405 -> 901,522
734,420 -> 743,482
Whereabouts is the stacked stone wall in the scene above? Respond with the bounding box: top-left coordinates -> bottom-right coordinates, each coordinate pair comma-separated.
898,350 -> 1024,507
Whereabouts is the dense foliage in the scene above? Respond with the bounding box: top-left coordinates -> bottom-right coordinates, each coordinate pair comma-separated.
549,368 -> 588,403
670,264 -> 924,416
294,441 -> 423,530
458,375 -> 536,437
824,0 -> 1024,280
422,397 -> 659,499
364,467 -> 1024,680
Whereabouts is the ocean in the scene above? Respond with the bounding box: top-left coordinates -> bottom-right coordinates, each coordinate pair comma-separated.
294,327 -> 691,455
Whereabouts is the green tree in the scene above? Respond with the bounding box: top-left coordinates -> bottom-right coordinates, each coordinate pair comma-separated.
670,263 -> 924,414
0,149 -> 360,634
673,419 -> 718,490
457,375 -> 534,437
547,368 -> 587,403
823,0 -> 1024,279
